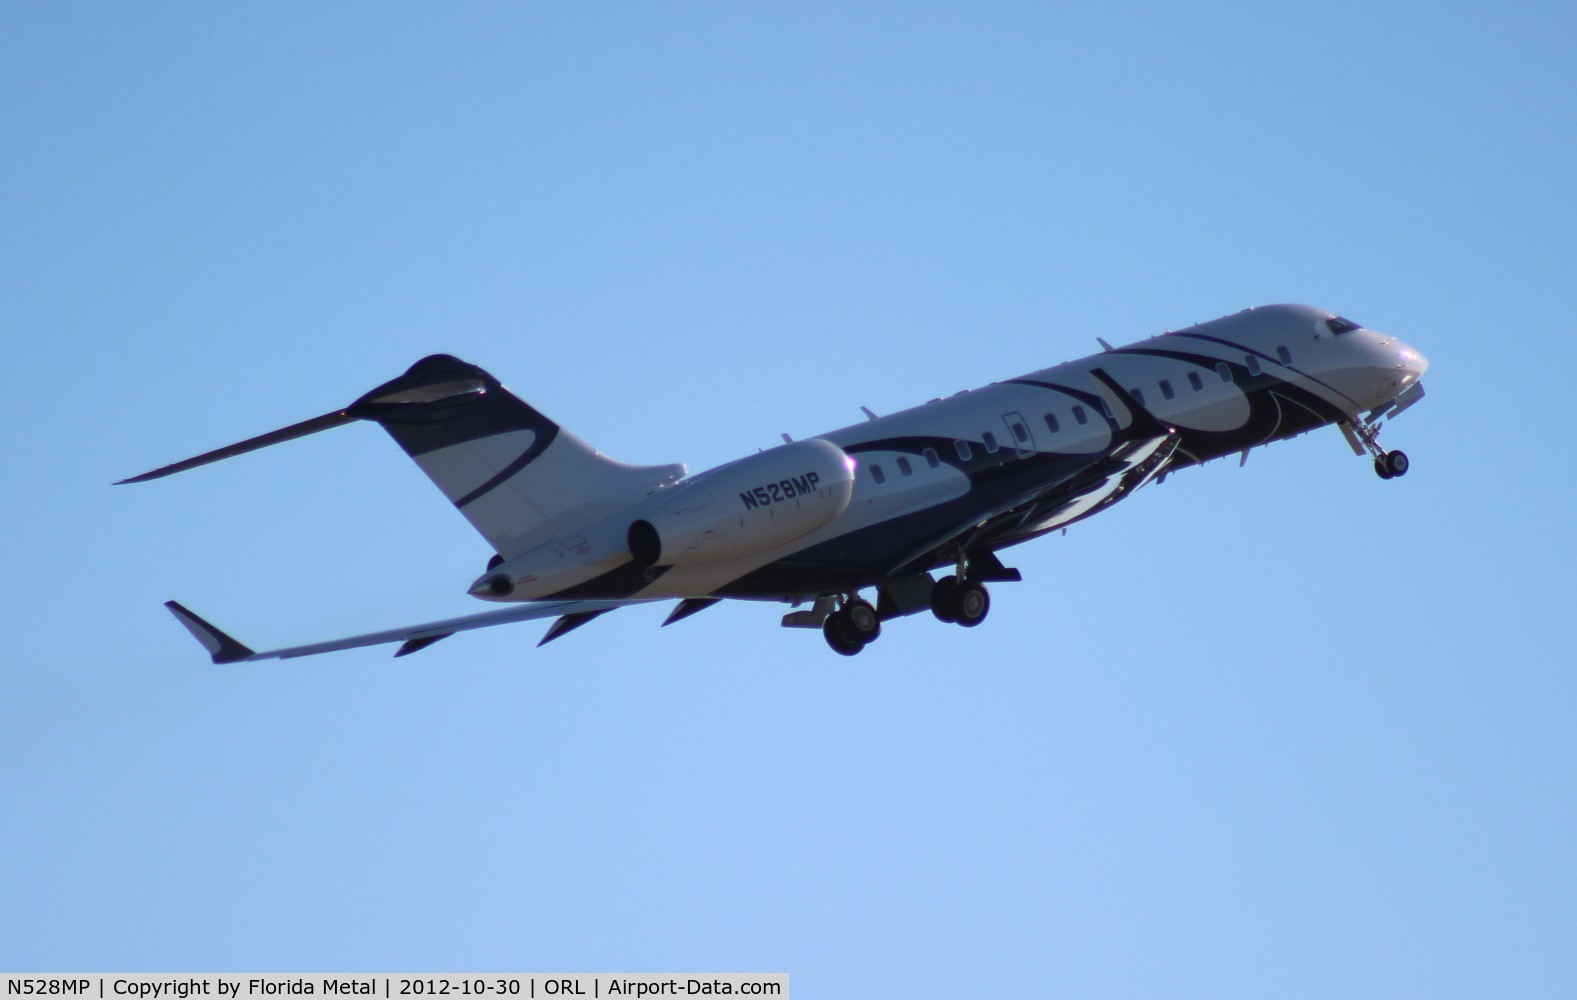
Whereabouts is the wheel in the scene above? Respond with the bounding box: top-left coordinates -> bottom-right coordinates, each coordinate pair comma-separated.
1374,456 -> 1394,480
845,599 -> 882,642
1384,450 -> 1409,477
930,576 -> 960,623
823,613 -> 864,656
950,581 -> 991,628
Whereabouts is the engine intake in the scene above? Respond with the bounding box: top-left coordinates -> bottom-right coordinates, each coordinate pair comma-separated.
627,519 -> 662,567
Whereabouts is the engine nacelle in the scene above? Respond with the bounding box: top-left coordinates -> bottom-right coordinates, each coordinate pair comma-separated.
627,438 -> 855,567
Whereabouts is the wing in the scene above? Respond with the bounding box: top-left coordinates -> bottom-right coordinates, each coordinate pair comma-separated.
164,598 -> 654,664
887,429 -> 1179,575
887,369 -> 1181,575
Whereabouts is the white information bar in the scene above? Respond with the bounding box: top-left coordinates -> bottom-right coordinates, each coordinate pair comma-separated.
0,976 -> 787,1000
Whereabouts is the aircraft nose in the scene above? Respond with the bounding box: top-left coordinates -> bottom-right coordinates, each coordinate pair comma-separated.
1395,343 -> 1429,384
1406,342 -> 1431,373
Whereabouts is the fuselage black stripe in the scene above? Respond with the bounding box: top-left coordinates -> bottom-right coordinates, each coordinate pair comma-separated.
455,427 -> 559,507
1162,332 -> 1361,410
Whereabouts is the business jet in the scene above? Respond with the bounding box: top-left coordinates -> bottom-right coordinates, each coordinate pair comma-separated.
123,303 -> 1428,661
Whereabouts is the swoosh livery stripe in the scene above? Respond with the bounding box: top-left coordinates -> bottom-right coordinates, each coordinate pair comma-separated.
455,428 -> 560,508
1162,332 -> 1362,410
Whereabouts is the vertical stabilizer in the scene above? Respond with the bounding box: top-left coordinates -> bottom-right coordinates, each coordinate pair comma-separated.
348,355 -> 683,558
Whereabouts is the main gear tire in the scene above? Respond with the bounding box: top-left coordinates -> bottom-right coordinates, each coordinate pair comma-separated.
931,576 -> 960,623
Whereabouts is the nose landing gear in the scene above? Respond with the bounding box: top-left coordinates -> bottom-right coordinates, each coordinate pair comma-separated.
1374,450 -> 1409,480
1342,419 -> 1411,480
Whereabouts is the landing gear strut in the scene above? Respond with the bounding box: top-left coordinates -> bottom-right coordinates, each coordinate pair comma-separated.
1343,419 -> 1410,480
822,596 -> 881,656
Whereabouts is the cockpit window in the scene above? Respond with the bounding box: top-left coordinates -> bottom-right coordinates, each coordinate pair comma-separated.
1326,316 -> 1362,335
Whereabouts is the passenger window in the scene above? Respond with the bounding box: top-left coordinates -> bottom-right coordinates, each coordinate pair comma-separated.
1099,399 -> 1113,419
1245,355 -> 1261,376
982,431 -> 1000,453
1043,413 -> 1060,433
1073,405 -> 1088,425
923,447 -> 940,469
896,456 -> 912,477
1011,421 -> 1029,443
1277,345 -> 1292,364
954,440 -> 972,461
1159,379 -> 1175,400
871,464 -> 886,485
1217,362 -> 1233,383
1188,372 -> 1204,391
1130,388 -> 1145,405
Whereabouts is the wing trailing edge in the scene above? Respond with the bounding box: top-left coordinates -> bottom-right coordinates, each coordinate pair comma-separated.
161,598 -> 652,664
1088,367 -> 1173,437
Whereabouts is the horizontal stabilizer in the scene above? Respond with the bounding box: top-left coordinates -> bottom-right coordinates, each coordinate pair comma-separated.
118,410 -> 357,484
118,354 -> 684,561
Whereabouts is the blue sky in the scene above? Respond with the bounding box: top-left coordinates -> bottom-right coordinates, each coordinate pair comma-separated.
4,2 -> 1576,995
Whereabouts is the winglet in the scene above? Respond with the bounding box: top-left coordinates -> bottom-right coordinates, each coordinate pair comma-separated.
1089,368 -> 1172,437
164,601 -> 256,664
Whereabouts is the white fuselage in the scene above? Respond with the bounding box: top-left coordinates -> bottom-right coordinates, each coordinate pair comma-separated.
476,304 -> 1427,605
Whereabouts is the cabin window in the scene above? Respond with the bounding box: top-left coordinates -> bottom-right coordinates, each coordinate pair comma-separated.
1098,399 -> 1113,419
923,447 -> 940,469
1072,405 -> 1088,425
1277,345 -> 1292,365
1159,379 -> 1175,400
896,456 -> 913,477
982,431 -> 1000,453
1043,413 -> 1060,433
1245,355 -> 1262,376
1217,362 -> 1233,383
1010,420 -> 1029,443
1188,372 -> 1204,392
870,464 -> 886,485
954,440 -> 972,461
1130,388 -> 1145,405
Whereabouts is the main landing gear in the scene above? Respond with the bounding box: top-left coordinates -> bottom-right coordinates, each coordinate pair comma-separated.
823,596 -> 881,656
1343,419 -> 1410,481
929,575 -> 990,627
930,549 -> 1011,628
814,553 -> 1015,655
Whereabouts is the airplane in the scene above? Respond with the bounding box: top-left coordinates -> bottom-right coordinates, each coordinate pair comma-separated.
122,303 -> 1428,661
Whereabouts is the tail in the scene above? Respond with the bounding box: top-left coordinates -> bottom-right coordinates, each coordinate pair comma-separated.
118,354 -> 684,558
350,355 -> 682,556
